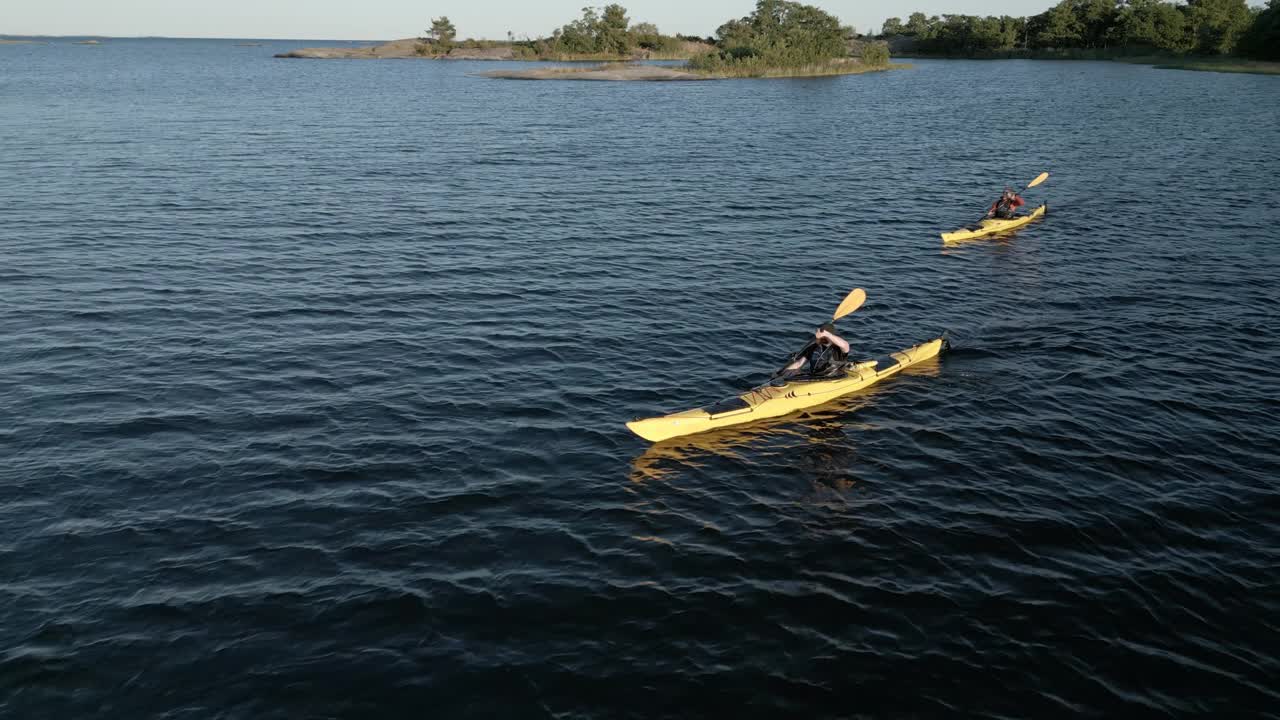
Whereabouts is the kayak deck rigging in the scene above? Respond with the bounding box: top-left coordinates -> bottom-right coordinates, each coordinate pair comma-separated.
626,337 -> 947,442
941,204 -> 1047,242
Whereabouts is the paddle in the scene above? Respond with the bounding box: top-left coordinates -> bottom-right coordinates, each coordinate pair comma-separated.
832,287 -> 867,322
1023,171 -> 1049,192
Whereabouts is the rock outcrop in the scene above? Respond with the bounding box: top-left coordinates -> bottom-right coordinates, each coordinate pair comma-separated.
479,64 -> 707,81
276,38 -> 515,60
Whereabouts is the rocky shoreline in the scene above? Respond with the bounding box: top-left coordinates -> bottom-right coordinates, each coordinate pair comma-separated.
480,60 -> 899,81
275,38 -> 514,60
277,37 -> 898,82
479,64 -> 707,81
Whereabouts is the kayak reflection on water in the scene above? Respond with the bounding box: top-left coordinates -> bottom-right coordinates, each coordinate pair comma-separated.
628,411 -> 862,488
775,322 -> 851,380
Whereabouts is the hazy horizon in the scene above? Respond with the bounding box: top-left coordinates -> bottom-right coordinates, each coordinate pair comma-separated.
6,0 -> 1060,42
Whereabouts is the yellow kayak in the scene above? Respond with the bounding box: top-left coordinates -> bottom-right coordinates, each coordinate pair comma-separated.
941,204 -> 1046,242
626,337 -> 947,443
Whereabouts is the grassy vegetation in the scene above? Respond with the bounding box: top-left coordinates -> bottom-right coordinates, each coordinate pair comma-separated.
1148,58 -> 1280,74
518,50 -> 631,61
689,58 -> 905,78
514,65 -> 625,75
896,47 -> 1171,59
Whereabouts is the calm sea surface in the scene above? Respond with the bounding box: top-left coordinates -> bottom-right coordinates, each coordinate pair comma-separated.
2,38 -> 1278,718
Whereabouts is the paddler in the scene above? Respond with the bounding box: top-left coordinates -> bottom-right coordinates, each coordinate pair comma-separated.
777,322 -> 851,378
986,187 -> 1025,219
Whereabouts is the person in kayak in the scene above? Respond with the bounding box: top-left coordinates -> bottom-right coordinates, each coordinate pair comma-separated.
777,322 -> 851,378
987,187 -> 1025,219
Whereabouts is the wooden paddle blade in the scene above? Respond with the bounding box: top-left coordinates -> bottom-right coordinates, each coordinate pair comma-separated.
1026,171 -> 1049,189
832,288 -> 867,321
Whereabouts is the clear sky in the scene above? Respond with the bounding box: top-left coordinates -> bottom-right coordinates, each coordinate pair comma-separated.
8,0 -> 1061,41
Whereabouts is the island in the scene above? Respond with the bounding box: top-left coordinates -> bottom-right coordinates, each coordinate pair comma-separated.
276,1 -> 902,80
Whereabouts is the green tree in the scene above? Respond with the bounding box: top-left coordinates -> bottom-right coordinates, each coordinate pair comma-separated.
429,16 -> 457,47
630,21 -> 662,48
920,15 -> 944,40
599,3 -> 632,54
552,7 -> 601,54
908,12 -> 1023,52
934,14 -> 975,52
1240,0 -> 1280,58
1079,0 -> 1118,47
711,0 -> 847,65
882,17 -> 904,35
546,5 -> 638,56
1185,0 -> 1253,53
862,41 -> 890,65
977,15 -> 1018,48
1113,0 -> 1193,52
715,18 -> 752,47
905,12 -> 931,35
697,0 -> 852,72
1033,1 -> 1085,47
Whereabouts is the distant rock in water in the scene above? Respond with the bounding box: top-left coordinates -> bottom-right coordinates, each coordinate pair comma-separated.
480,64 -> 707,81
275,38 -> 514,60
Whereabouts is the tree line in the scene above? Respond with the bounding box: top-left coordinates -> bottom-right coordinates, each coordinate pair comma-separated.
880,0 -> 1278,59
420,6 -> 697,59
514,4 -> 685,57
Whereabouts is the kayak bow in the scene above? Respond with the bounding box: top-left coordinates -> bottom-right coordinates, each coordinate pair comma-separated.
941,204 -> 1047,242
626,337 -> 947,442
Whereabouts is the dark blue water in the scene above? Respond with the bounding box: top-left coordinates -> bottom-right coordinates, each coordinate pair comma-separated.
3,38 -> 1279,718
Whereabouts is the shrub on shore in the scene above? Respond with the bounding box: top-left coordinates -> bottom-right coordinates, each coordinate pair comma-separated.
688,0 -> 862,73
861,42 -> 890,66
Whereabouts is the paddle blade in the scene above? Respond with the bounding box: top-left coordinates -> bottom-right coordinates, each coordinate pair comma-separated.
1026,172 -> 1049,189
832,288 -> 867,321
